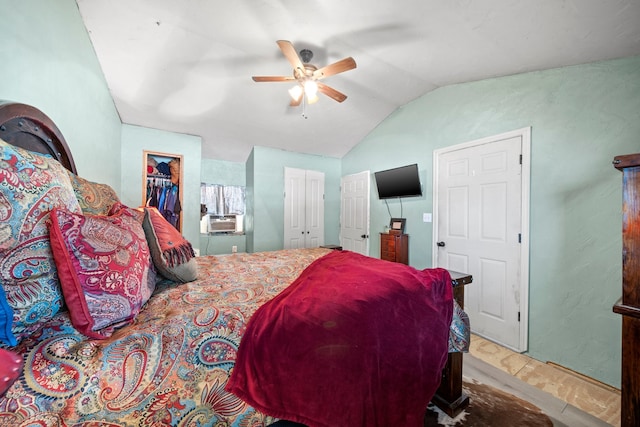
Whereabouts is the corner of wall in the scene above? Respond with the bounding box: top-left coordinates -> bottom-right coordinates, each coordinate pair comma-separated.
245,148 -> 255,253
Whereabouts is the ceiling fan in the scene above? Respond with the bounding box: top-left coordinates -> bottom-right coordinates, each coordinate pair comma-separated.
252,40 -> 357,107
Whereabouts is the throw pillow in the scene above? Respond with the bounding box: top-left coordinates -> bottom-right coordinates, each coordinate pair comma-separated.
0,138 -> 81,346
141,207 -> 197,283
66,171 -> 120,216
48,205 -> 156,339
0,348 -> 22,397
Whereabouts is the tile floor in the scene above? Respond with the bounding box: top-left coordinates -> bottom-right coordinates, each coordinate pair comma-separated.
468,334 -> 621,426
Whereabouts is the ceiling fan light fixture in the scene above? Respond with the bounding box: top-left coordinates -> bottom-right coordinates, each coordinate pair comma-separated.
303,79 -> 318,98
288,84 -> 303,102
252,40 -> 357,108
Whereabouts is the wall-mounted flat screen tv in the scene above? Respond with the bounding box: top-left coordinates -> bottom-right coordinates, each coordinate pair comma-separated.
374,163 -> 422,199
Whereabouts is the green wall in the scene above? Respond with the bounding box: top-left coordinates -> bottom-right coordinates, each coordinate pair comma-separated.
201,158 -> 246,186
201,147 -> 342,255
0,0 -> 121,187
200,234 -> 247,256
342,56 -> 640,387
247,146 -> 341,253
120,124 -> 202,248
245,150 -> 256,253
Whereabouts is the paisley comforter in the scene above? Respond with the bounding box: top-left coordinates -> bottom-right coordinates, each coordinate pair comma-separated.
0,248 -> 468,426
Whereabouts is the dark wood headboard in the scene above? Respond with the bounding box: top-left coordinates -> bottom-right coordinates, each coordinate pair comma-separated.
0,101 -> 77,174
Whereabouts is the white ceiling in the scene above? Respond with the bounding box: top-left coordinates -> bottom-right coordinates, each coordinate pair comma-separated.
76,0 -> 640,162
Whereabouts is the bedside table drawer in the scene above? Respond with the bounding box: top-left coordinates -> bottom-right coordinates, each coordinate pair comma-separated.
381,238 -> 395,251
380,233 -> 408,265
381,250 -> 396,261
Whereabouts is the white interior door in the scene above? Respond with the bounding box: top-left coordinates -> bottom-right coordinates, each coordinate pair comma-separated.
284,167 -> 325,249
433,128 -> 530,352
305,170 -> 325,247
340,171 -> 370,255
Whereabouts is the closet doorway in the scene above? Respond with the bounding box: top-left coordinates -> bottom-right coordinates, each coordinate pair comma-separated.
143,150 -> 184,231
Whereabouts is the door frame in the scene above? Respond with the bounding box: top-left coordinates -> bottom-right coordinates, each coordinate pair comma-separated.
432,127 -> 531,352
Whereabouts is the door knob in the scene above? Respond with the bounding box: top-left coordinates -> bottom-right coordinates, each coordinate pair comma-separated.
361,234 -> 369,239
437,241 -> 446,247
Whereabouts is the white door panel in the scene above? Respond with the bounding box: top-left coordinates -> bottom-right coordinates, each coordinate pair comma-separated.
305,170 -> 325,246
284,168 -> 324,249
434,128 -> 530,352
447,186 -> 469,238
446,253 -> 469,275
340,171 -> 370,255
284,168 -> 305,248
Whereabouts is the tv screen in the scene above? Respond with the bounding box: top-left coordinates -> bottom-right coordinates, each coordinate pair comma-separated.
374,164 -> 422,199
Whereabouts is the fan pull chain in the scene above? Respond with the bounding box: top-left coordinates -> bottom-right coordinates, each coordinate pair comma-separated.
302,93 -> 308,119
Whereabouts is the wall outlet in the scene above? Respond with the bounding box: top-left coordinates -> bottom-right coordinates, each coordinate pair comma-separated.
232,245 -> 238,253
423,213 -> 432,223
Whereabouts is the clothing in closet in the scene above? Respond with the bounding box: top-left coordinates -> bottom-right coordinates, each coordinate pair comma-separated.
146,175 -> 181,229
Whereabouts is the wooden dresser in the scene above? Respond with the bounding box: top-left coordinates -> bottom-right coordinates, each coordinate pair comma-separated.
380,232 -> 409,264
612,153 -> 640,427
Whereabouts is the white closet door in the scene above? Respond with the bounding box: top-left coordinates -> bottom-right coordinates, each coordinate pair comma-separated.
284,167 -> 324,249
284,167 -> 306,249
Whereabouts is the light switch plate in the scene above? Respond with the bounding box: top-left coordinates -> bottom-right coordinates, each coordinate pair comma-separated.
423,213 -> 432,223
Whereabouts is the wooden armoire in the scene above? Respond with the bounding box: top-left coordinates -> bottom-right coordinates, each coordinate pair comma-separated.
612,153 -> 640,427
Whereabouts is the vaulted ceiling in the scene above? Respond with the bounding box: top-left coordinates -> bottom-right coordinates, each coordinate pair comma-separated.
76,0 -> 640,162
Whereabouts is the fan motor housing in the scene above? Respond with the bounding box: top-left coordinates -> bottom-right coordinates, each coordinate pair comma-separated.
299,49 -> 313,63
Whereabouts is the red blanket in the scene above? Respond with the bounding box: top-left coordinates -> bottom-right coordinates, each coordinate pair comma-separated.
226,250 -> 453,427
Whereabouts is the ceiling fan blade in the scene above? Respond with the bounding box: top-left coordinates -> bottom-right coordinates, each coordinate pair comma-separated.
252,76 -> 296,82
276,40 -> 305,77
317,82 -> 348,103
313,57 -> 357,80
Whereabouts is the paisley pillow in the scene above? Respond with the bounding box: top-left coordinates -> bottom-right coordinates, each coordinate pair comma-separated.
0,138 -> 81,346
48,205 -> 156,339
66,171 -> 120,216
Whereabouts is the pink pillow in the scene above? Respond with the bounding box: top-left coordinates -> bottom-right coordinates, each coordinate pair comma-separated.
0,348 -> 22,397
48,205 -> 156,339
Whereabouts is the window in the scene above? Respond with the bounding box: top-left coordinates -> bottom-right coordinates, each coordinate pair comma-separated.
200,183 -> 245,216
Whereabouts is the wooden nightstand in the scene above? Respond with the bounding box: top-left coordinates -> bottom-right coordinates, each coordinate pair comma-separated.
432,270 -> 473,417
380,233 -> 408,264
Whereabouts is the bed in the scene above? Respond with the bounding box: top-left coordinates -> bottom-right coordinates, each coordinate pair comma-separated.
0,101 -> 470,426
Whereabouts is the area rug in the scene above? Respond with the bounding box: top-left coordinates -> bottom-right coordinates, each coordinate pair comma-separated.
269,378 -> 553,427
424,379 -> 553,426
